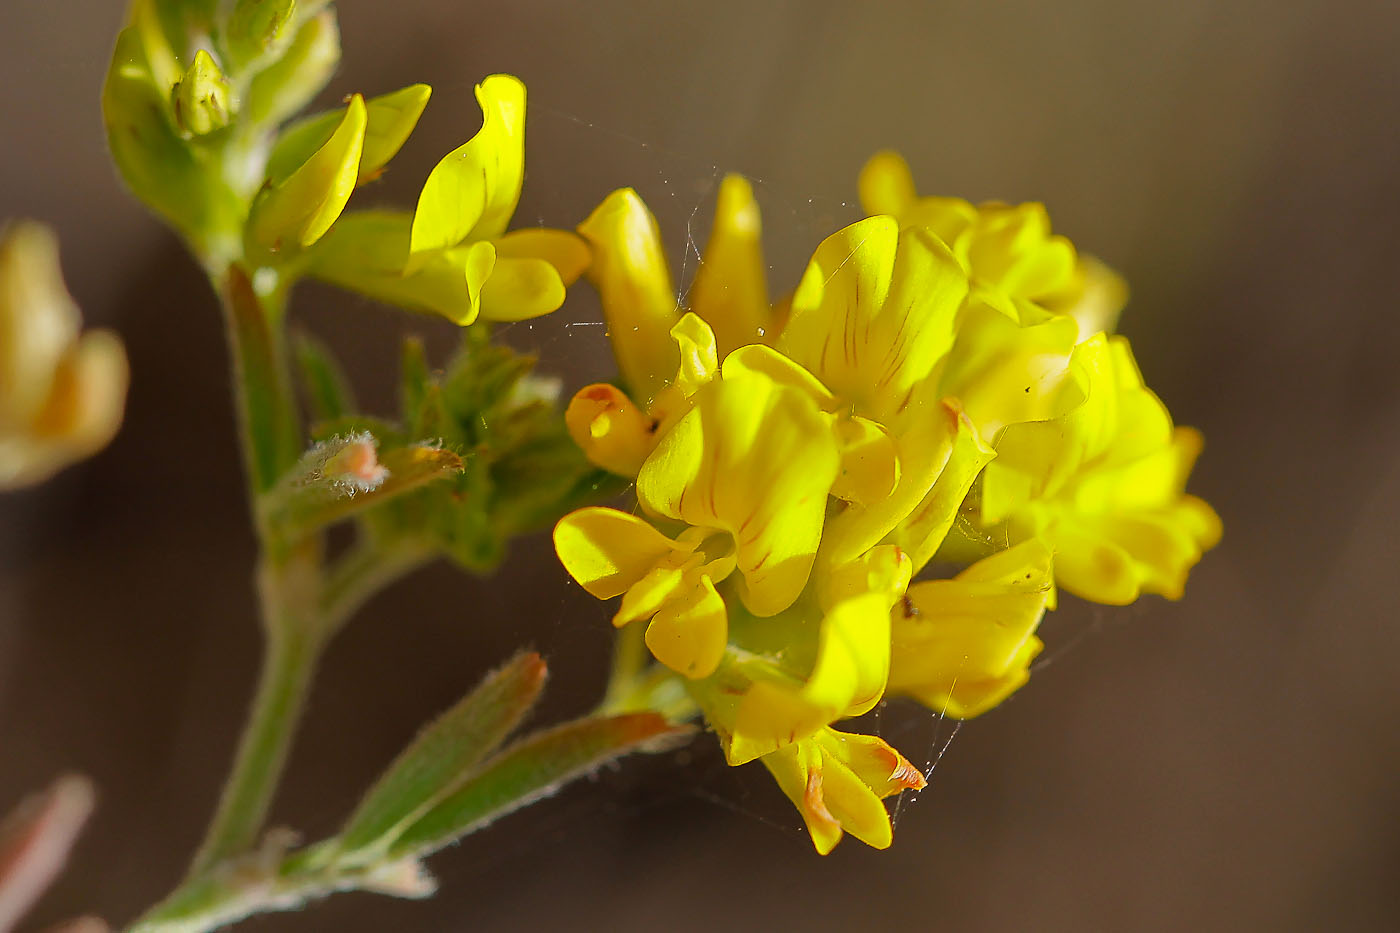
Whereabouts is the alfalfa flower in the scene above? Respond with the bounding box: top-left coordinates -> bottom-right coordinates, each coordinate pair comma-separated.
0,222 -> 128,490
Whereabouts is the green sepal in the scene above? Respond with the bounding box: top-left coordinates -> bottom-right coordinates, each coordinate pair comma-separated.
294,333 -> 356,424
387,713 -> 693,859
333,652 -> 548,866
268,84 -> 432,187
247,94 -> 366,256
244,9 -> 340,128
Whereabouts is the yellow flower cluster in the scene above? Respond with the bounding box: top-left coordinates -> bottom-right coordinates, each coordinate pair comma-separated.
553,153 -> 1220,854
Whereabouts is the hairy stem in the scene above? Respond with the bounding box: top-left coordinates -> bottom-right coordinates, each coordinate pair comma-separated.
189,549 -> 324,876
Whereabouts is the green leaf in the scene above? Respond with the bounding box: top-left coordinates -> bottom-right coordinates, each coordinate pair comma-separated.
407,74 -> 525,266
294,333 -> 355,423
388,713 -> 694,859
264,437 -> 463,536
334,652 -> 548,865
268,84 -> 432,187
248,93 -> 366,253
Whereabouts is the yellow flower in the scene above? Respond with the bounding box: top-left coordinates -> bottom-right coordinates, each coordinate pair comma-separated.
555,365 -> 841,678
979,334 -> 1222,604
307,75 -> 588,325
889,539 -> 1054,717
761,727 -> 926,855
858,149 -> 1127,340
0,222 -> 128,489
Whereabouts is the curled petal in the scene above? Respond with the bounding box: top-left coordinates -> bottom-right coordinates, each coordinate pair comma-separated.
565,383 -> 655,476
410,74 -> 525,260
478,256 -> 565,322
494,227 -> 591,286
553,507 -> 691,600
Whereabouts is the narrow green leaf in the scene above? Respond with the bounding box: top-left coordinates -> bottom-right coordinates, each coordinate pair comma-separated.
335,652 -> 548,864
294,333 -> 355,423
388,713 -> 694,859
264,438 -> 463,536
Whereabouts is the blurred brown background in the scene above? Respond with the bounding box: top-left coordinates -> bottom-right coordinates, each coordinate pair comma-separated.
2,1 -> 1398,930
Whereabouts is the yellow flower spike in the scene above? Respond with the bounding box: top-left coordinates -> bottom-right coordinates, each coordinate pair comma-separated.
780,217 -> 968,425
1,222 -> 128,489
576,189 -> 681,402
409,74 -> 526,264
564,383 -> 655,476
267,83 -> 433,187
688,174 -> 770,355
761,728 -> 925,855
248,93 -> 366,252
729,591 -> 893,764
888,539 -> 1055,718
979,334 -> 1220,604
637,371 -> 840,618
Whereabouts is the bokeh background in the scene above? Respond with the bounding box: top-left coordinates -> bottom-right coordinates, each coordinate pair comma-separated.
3,1 -> 1398,930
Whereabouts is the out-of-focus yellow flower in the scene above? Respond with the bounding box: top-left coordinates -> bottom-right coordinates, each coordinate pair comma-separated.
889,539 -> 1054,717
760,727 -> 926,855
0,222 -> 128,489
858,149 -> 1128,340
979,334 -> 1222,604
307,75 -> 588,325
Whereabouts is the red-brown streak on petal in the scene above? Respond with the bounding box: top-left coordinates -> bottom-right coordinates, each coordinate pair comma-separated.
803,769 -> 840,833
889,753 -> 927,791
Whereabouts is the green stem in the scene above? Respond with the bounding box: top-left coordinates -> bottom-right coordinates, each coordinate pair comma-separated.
188,552 -> 325,875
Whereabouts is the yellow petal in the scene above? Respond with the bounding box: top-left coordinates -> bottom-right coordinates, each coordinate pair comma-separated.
577,189 -> 681,402
890,539 -> 1053,717
670,312 -> 718,396
780,219 -> 967,423
644,573 -> 728,678
887,403 -> 996,574
815,730 -> 926,799
552,507 -> 691,600
830,415 -> 901,505
857,149 -> 918,217
409,74 -> 525,260
939,299 -> 1082,439
494,227 -> 591,285
477,255 -> 565,321
248,93 -> 367,251
689,174 -> 770,355
819,545 -> 912,611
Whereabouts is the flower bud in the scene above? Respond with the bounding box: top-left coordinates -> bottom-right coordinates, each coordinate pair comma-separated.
171,50 -> 234,137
